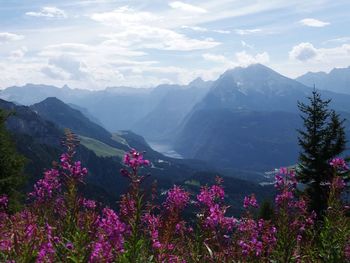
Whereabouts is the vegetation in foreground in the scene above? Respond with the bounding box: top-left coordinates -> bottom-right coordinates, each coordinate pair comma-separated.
0,129 -> 349,262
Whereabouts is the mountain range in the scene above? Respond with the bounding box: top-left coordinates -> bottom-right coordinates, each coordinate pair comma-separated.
0,80 -> 211,136
173,64 -> 350,172
0,97 -> 273,214
1,63 -> 350,176
296,66 -> 350,94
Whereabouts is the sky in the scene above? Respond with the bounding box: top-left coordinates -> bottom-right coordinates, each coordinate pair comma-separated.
0,0 -> 349,90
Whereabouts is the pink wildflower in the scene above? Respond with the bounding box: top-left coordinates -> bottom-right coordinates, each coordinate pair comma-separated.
29,169 -> 61,202
98,208 -> 126,252
332,176 -> 346,190
243,194 -> 259,209
81,198 -> 97,210
123,149 -> 150,170
0,195 -> 8,210
329,157 -> 349,170
345,243 -> 350,261
164,185 -> 190,211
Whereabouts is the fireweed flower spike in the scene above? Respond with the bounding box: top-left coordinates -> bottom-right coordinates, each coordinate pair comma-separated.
330,157 -> 349,171
120,149 -> 150,189
0,195 -> 8,210
164,185 -> 190,211
28,169 -> 61,202
0,143 -> 349,261
243,194 -> 258,209
123,149 -> 150,170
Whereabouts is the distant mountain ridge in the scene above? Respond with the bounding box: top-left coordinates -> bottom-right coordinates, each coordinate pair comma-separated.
0,84 -> 91,105
0,81 -> 212,133
296,66 -> 350,94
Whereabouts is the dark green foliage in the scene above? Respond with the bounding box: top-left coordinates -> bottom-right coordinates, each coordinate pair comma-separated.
175,109 -> 301,172
258,200 -> 274,220
297,89 -> 346,217
0,109 -> 26,211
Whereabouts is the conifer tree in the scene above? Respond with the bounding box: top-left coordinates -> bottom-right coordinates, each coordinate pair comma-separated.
297,89 -> 346,217
0,109 -> 26,211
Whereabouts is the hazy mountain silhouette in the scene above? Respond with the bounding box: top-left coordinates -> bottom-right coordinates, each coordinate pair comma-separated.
296,66 -> 350,94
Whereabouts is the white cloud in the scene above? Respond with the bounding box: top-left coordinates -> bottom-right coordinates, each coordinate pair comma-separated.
41,65 -> 67,80
0,32 -> 24,43
102,26 -> 220,51
39,42 -> 147,60
10,47 -> 27,59
235,29 -> 261,35
169,1 -> 207,13
39,43 -> 93,57
213,29 -> 230,34
323,37 -> 350,44
182,26 -> 230,34
36,41 -> 159,88
281,43 -> 350,78
202,53 -> 228,64
90,6 -> 158,26
98,40 -> 147,56
181,25 -> 208,32
202,51 -> 270,68
26,7 -> 67,19
90,7 -> 220,51
2,1 -> 348,90
44,55 -> 89,80
235,51 -> 270,67
289,42 -> 318,61
299,18 -> 330,27
241,41 -> 253,49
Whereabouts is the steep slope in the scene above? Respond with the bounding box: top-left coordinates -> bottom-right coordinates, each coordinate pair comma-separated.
175,109 -> 301,171
174,64 -> 350,172
0,98 -> 119,203
68,103 -> 104,127
194,63 -> 310,112
30,97 -> 126,149
296,66 -> 350,94
192,64 -> 350,113
0,99 -> 62,147
132,79 -> 212,141
0,99 -> 165,204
